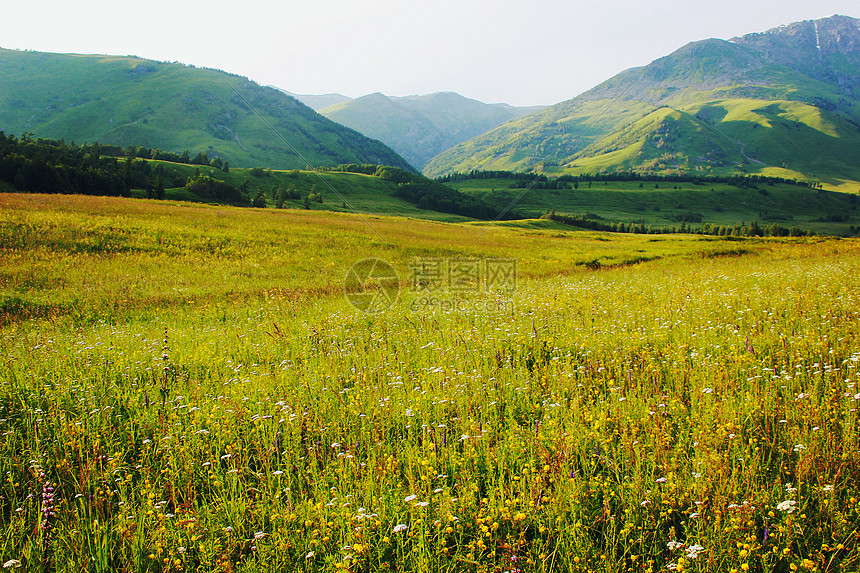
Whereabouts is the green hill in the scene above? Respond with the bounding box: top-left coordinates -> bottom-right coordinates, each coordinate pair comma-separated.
0,49 -> 412,171
319,91 -> 543,169
424,15 -> 860,188
271,89 -> 351,110
444,172 -> 860,236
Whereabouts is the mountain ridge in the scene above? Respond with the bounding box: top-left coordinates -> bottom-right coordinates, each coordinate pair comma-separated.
423,14 -> 860,186
0,49 -> 413,171
270,89 -> 351,111
316,91 -> 544,169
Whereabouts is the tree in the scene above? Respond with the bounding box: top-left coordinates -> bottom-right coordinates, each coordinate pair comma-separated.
155,173 -> 165,200
302,195 -> 311,210
749,220 -> 762,237
123,156 -> 135,194
252,189 -> 267,208
274,186 -> 286,208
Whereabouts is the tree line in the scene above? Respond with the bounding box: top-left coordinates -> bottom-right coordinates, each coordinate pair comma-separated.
437,169 -> 820,189
0,132 -> 256,205
542,211 -> 815,237
1,132 -> 138,196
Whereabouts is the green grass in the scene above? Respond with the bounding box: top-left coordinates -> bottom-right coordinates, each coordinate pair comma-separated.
127,162 -> 471,222
422,31 -> 860,188
446,178 -> 860,235
0,193 -> 743,324
0,49 -> 410,171
319,92 -> 541,170
1,194 -> 859,572
422,99 -> 653,177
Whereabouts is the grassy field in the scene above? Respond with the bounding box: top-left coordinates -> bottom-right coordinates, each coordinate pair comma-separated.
135,162 -> 469,222
1,194 -> 859,572
551,99 -> 860,191
153,163 -> 860,235
0,49 -> 409,171
445,178 -> 860,236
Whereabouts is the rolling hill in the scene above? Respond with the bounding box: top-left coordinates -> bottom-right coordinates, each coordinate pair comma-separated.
423,15 -> 860,188
0,49 -> 412,171
316,91 -> 544,169
271,89 -> 351,111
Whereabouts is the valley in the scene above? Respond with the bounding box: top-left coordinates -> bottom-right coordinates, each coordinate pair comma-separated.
1,12 -> 860,572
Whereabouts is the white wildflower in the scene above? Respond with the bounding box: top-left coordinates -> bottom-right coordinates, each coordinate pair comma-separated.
776,500 -> 797,513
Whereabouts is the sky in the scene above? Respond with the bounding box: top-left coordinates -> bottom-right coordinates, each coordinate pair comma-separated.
2,0 -> 858,107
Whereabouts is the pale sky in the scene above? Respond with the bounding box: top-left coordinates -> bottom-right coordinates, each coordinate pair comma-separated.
2,0 -> 858,107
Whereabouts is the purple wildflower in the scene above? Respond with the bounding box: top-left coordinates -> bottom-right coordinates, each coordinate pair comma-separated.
40,472 -> 56,542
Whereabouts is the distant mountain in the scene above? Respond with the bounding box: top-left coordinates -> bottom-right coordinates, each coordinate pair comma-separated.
0,49 -> 412,171
271,89 -> 351,111
424,15 -> 860,185
317,91 -> 544,170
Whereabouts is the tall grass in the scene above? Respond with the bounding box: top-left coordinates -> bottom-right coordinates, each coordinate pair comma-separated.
0,194 -> 858,571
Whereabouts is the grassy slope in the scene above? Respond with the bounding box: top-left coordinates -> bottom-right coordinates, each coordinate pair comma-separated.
422,99 -> 654,177
133,159 -> 860,234
321,92 -> 542,170
321,93 -> 449,170
447,177 -> 860,235
0,49 -> 412,170
127,158 -> 860,234
0,192 -> 785,322
563,99 -> 860,187
424,18 -> 860,187
1,194 -> 859,571
126,161 -> 470,222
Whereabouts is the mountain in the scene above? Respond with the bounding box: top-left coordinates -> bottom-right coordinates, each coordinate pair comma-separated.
424,15 -> 860,185
271,89 -> 351,111
317,91 -> 544,169
0,49 -> 412,171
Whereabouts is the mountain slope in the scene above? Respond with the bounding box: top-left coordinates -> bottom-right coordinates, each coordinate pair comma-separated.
0,49 -> 412,170
729,15 -> 860,97
272,89 -> 351,111
424,15 -> 860,185
319,91 -> 543,169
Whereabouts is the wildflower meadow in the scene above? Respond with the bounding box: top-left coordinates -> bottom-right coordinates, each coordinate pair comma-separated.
1,194 -> 859,572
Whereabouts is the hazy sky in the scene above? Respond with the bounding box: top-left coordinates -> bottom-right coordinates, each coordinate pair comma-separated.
2,0 -> 858,106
